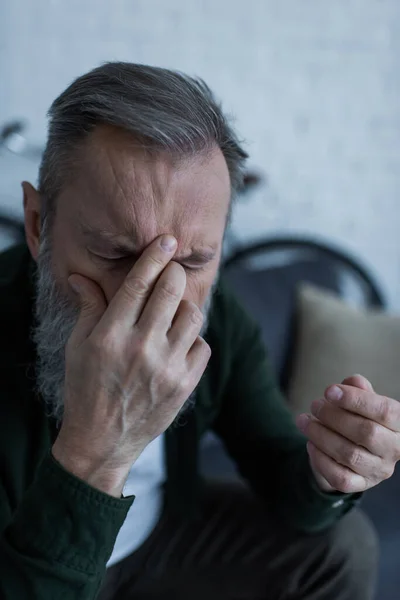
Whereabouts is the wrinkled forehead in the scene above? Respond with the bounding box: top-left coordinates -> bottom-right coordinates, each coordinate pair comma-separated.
58,126 -> 231,250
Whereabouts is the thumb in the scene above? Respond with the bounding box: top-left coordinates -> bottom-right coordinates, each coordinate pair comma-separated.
341,374 -> 374,393
68,274 -> 107,343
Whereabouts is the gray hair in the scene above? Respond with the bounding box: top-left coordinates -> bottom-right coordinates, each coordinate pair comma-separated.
38,61 -> 248,220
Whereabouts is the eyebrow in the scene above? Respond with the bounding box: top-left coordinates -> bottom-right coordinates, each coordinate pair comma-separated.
81,226 -> 217,263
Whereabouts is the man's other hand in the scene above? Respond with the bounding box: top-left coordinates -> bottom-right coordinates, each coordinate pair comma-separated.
296,375 -> 400,494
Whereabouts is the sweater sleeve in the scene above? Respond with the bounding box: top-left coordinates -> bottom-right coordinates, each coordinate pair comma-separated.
0,452 -> 133,600
212,293 -> 361,533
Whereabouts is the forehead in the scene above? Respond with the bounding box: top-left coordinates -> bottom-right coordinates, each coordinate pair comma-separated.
57,126 -> 231,250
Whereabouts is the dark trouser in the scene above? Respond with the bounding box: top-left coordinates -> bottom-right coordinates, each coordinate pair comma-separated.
97,481 -> 378,600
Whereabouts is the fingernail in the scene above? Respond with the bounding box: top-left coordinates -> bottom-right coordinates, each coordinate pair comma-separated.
160,235 -> 177,252
326,385 -> 343,401
296,414 -> 310,432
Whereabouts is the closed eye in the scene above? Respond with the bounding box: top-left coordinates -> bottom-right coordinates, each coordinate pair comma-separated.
90,251 -> 136,268
181,264 -> 206,273
90,252 -> 207,273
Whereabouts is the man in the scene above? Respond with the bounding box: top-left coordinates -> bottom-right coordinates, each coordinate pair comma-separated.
0,62 -> 398,600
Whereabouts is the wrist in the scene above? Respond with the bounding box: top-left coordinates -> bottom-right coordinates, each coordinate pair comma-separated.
52,439 -> 131,498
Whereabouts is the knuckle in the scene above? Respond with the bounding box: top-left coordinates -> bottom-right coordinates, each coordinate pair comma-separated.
163,367 -> 187,398
157,279 -> 181,303
379,395 -> 397,426
197,337 -> 211,358
134,337 -> 154,365
345,446 -> 363,469
332,471 -> 353,494
124,275 -> 150,298
175,375 -> 189,396
80,298 -> 101,316
92,330 -> 118,356
352,392 -> 365,413
188,304 -> 203,328
161,362 -> 178,386
360,419 -> 379,447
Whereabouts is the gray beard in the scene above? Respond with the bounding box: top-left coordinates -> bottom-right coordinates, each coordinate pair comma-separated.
33,238 -> 215,427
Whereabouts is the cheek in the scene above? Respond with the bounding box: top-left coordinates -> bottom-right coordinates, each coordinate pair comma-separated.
97,267 -> 130,304
184,269 -> 217,308
52,246 -> 129,305
49,221 -> 128,304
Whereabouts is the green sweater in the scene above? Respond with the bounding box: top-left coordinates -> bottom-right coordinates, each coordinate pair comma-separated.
0,244 -> 359,600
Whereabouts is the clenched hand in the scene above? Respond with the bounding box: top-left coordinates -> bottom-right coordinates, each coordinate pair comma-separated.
52,235 -> 211,497
296,375 -> 400,494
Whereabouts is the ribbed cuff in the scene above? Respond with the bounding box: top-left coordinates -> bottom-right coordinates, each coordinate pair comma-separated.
5,451 -> 134,574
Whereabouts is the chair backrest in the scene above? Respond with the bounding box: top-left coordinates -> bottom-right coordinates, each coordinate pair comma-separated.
222,237 -> 386,389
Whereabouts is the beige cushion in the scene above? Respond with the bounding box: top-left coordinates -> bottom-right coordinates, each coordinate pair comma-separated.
287,284 -> 400,416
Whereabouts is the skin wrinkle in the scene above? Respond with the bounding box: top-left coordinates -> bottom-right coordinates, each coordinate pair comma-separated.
78,131 -> 222,263
88,132 -> 148,242
85,127 -> 212,240
105,143 -> 141,236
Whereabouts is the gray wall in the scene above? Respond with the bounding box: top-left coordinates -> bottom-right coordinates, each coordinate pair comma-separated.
1,0 -> 400,307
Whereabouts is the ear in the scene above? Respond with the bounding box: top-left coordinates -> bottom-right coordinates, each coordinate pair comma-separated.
22,181 -> 42,262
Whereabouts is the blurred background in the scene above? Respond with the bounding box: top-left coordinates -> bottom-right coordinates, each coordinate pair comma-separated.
1,0 -> 400,307
1,2 -> 400,598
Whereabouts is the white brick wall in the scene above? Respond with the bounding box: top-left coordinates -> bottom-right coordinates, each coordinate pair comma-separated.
1,0 -> 400,307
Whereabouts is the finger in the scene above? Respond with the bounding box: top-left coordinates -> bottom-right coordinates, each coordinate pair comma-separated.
168,300 -> 204,352
186,336 -> 212,385
100,234 -> 177,332
307,441 -> 368,493
310,399 -> 397,458
324,385 -> 400,432
138,262 -> 186,333
167,337 -> 211,416
299,413 -> 381,478
341,374 -> 374,392
68,275 -> 108,344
